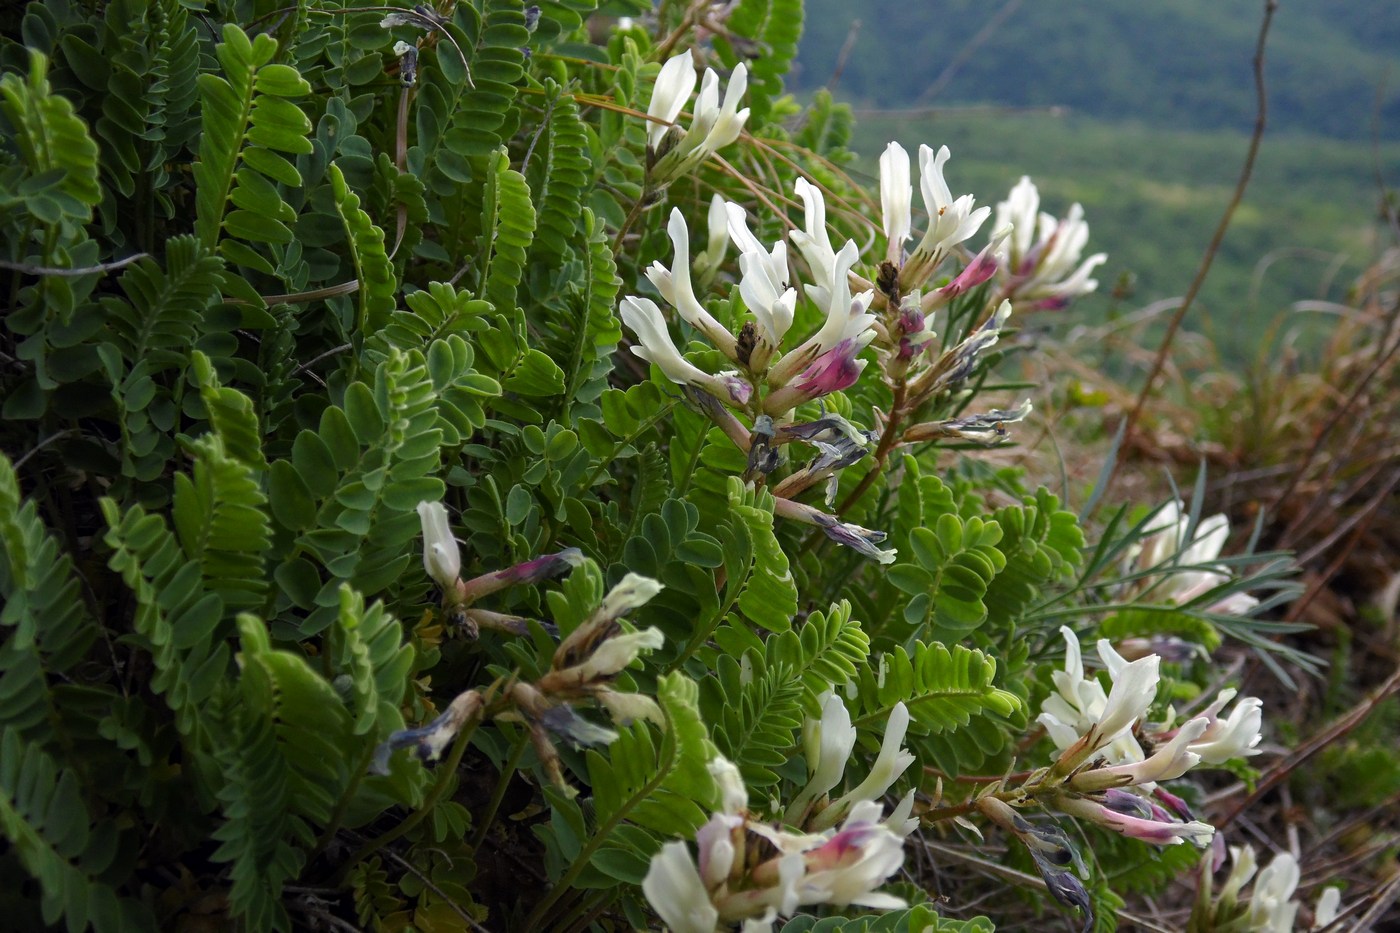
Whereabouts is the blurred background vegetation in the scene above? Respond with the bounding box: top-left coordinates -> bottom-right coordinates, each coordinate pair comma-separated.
791,0 -> 1400,361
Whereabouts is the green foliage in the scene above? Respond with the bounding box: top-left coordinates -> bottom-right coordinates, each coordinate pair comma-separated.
0,729 -> 153,933
0,3 -> 1302,930
713,0 -> 805,126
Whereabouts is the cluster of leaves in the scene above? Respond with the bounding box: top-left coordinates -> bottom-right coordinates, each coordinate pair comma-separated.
0,2 -> 1301,931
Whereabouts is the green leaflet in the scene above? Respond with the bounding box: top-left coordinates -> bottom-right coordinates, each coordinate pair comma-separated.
100,497 -> 230,738
527,84 -> 592,260
577,673 -> 719,886
727,477 -> 799,634
480,147 -> 538,313
172,432 -> 271,612
0,49 -> 102,224
192,24 -> 311,261
851,641 -> 1021,734
329,162 -> 396,336
275,348 -> 448,631
0,729 -> 154,933
713,0 -> 805,126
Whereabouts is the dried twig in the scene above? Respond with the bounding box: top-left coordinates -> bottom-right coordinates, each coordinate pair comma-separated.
1105,0 -> 1278,497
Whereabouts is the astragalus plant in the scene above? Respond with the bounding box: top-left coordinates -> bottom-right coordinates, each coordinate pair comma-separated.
0,1 -> 1305,930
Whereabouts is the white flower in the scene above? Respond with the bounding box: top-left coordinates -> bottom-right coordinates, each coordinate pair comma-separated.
599,572 -> 664,619
577,627 -> 664,679
646,53 -> 697,151
788,692 -> 858,820
1075,717 -> 1206,791
813,702 -> 916,830
1220,845 -> 1259,907
1248,851 -> 1301,933
619,296 -> 752,404
1095,652 -> 1161,747
900,145 -> 990,288
417,501 -> 461,590
993,177 -> 1106,307
643,841 -> 720,933
799,801 -> 908,909
995,175 -> 1042,270
790,177 -> 839,289
648,57 -> 750,187
879,141 -> 912,254
646,208 -> 739,357
1038,627 -> 1150,765
1312,886 -> 1341,930
692,194 -> 731,285
767,241 -> 876,387
1186,688 -> 1264,764
708,756 -> 749,814
737,249 -> 797,351
1132,502 -> 1260,615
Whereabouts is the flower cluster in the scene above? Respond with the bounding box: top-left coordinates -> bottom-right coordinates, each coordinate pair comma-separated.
990,176 -> 1107,308
1035,626 -> 1263,848
786,693 -> 918,831
642,757 -> 910,932
1198,845 -> 1343,932
645,52 -> 749,190
382,512 -> 669,790
620,69 -> 1075,560
1126,500 -> 1261,616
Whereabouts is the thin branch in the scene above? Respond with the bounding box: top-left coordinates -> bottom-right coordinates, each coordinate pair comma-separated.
915,0 -> 1025,105
1104,0 -> 1278,496
0,253 -> 148,277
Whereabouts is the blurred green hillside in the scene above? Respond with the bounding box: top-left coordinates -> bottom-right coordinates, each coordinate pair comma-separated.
795,0 -> 1400,139
793,1 -> 1400,357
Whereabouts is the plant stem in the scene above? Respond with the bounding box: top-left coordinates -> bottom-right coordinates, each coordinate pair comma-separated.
336,711 -> 483,884
522,708 -> 678,929
309,742 -> 377,864
836,380 -> 908,518
611,192 -> 649,256
468,732 -> 528,852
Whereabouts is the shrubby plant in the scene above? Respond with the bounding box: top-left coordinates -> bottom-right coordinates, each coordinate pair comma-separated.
0,1 -> 1318,930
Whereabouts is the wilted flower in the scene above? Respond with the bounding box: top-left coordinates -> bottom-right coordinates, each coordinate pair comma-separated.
372,689 -> 484,773
1055,793 -> 1215,847
976,796 -> 1093,931
993,176 -> 1106,308
909,300 -> 1014,400
647,53 -> 749,188
773,495 -> 896,564
902,399 -> 1033,445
